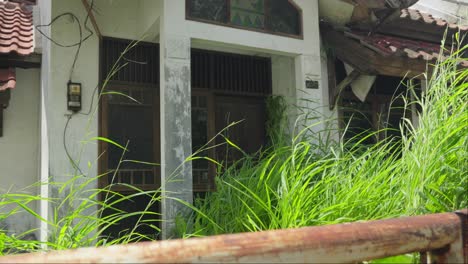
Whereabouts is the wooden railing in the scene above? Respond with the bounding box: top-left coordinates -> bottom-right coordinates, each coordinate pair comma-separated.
1,210 -> 466,263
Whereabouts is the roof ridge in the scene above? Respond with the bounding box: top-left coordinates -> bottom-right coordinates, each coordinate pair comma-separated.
0,1 -> 33,14
0,0 -> 35,56
400,8 -> 468,31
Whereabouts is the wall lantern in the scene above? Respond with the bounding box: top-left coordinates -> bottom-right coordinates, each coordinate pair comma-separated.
67,81 -> 82,112
0,89 -> 11,137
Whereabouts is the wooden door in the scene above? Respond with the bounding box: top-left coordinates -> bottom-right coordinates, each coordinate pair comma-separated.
99,83 -> 161,241
214,96 -> 266,166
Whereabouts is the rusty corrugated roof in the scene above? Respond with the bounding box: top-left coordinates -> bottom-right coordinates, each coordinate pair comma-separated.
0,68 -> 16,91
0,1 -> 34,56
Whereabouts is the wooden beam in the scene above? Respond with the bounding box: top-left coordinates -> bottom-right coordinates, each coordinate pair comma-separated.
327,55 -> 337,110
81,0 -> 102,40
331,69 -> 361,110
0,53 -> 41,69
321,28 -> 432,78
0,211 -> 465,263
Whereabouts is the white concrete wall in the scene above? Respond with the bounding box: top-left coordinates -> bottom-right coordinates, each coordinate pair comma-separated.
47,0 -> 163,182
0,68 -> 41,238
46,0 -> 163,181
48,0 -> 99,184
272,55 -> 297,135
139,0 -> 163,42
94,0 -> 162,41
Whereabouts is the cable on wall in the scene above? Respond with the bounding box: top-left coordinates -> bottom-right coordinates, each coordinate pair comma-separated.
35,0 -> 96,176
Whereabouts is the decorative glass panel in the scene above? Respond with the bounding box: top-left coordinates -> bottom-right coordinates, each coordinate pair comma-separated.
187,0 -> 302,37
267,0 -> 301,35
230,0 -> 265,29
188,0 -> 228,23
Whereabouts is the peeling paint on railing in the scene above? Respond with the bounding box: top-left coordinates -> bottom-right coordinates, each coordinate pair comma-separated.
0,209 -> 466,263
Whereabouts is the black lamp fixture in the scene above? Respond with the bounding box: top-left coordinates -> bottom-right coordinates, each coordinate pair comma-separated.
0,89 -> 11,137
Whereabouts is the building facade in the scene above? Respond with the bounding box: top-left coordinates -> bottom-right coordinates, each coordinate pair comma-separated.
0,0 -> 466,242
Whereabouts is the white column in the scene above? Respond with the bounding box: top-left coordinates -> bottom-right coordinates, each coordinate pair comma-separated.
294,54 -> 325,139
38,0 -> 51,246
159,0 -> 192,239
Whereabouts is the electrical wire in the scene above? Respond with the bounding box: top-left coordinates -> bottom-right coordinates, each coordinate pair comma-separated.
35,0 -> 95,176
63,113 -> 85,176
35,1 -> 94,81
37,1 -> 149,176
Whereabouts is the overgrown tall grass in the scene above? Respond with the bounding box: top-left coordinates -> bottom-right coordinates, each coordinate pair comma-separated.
178,53 -> 467,238
0,39 -> 466,262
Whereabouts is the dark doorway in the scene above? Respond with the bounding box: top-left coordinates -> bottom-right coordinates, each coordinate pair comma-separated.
99,40 -> 273,238
190,49 -> 272,192
335,59 -> 418,145
99,37 -> 161,241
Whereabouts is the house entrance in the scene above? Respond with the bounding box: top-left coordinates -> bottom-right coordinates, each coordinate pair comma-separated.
99,38 -> 161,241
191,49 -> 272,192
99,39 -> 272,239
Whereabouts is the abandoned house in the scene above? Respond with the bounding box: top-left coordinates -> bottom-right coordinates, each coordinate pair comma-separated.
0,0 -> 466,241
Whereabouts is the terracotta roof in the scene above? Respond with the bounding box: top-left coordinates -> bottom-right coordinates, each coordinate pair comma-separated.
345,31 -> 468,68
0,1 -> 34,56
401,9 -> 468,32
0,68 -> 16,91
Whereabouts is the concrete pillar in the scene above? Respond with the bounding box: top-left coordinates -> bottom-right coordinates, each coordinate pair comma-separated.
38,0 -> 51,246
294,54 -> 325,138
159,0 -> 192,239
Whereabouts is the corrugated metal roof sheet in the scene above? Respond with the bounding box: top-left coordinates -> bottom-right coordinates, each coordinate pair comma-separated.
0,68 -> 16,91
0,1 -> 34,56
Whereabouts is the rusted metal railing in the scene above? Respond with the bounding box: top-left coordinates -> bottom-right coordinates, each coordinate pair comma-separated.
1,209 -> 466,263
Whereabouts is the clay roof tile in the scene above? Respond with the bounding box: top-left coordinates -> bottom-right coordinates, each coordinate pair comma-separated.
0,1 -> 34,56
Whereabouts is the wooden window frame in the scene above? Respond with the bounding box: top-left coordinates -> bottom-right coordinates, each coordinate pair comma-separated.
185,0 -> 304,39
99,37 -> 161,193
192,88 -> 217,192
98,81 -> 161,193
